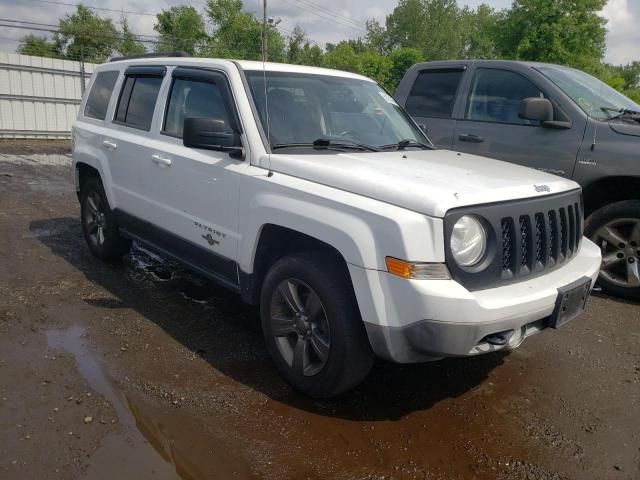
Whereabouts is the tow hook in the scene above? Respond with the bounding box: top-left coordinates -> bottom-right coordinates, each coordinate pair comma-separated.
484,330 -> 514,346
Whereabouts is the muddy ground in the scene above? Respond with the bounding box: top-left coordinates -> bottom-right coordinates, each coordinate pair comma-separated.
0,147 -> 638,480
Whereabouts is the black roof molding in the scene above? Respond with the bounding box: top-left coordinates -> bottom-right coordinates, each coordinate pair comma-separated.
109,51 -> 190,63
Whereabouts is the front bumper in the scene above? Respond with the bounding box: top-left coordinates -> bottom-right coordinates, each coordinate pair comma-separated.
349,238 -> 601,363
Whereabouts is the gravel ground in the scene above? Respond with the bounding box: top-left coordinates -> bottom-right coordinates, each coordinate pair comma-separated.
0,150 -> 638,480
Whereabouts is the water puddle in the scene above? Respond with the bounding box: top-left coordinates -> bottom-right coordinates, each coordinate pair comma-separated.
46,326 -> 256,479
128,244 -> 223,304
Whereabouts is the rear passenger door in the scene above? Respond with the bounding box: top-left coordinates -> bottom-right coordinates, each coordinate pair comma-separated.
400,67 -> 466,148
106,65 -> 166,216
452,67 -> 583,178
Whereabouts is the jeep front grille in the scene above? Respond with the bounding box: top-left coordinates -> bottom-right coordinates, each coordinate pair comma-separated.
444,189 -> 583,291
501,201 -> 582,277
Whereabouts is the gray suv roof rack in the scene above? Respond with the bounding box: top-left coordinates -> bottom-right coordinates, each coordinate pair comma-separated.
109,51 -> 190,63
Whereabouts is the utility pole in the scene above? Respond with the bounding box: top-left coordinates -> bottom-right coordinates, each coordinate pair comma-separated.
262,0 -> 267,62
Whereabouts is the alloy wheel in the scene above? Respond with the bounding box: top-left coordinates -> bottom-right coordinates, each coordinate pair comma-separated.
269,278 -> 330,377
84,191 -> 107,248
591,218 -> 640,288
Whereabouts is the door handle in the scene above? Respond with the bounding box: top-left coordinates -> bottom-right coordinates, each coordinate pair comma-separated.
102,140 -> 117,150
151,153 -> 172,167
458,133 -> 484,143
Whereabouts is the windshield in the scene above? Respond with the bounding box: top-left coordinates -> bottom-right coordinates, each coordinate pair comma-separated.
245,71 -> 428,151
537,64 -> 640,121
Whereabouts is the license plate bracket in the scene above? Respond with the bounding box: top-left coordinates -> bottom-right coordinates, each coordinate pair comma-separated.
550,277 -> 591,329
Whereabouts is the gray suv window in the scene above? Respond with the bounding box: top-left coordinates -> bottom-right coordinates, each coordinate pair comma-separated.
163,78 -> 231,138
466,68 -> 543,125
84,71 -> 118,120
405,69 -> 464,118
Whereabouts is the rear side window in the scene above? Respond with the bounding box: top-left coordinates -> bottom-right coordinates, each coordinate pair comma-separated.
405,69 -> 464,118
163,78 -> 231,138
84,71 -> 118,120
466,68 -> 544,125
115,75 -> 163,131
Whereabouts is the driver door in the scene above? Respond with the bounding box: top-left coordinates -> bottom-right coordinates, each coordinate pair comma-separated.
142,67 -> 245,285
453,67 -> 584,178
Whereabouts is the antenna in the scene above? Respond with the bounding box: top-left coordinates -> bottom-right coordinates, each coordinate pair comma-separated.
262,0 -> 273,177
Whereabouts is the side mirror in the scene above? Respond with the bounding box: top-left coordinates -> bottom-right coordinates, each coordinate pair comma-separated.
519,97 -> 553,122
183,117 -> 244,159
519,97 -> 572,130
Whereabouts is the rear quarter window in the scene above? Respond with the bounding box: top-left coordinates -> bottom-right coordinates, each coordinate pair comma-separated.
84,71 -> 119,120
405,69 -> 464,118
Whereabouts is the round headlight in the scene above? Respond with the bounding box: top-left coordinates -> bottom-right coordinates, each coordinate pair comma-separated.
450,216 -> 486,267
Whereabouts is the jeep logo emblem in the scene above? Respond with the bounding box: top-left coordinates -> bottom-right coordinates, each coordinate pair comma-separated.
534,184 -> 550,193
202,233 -> 219,246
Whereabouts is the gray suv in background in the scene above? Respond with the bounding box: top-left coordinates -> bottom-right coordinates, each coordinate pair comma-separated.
397,60 -> 640,300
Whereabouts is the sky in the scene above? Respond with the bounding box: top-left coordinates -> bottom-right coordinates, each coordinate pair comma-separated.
0,0 -> 637,65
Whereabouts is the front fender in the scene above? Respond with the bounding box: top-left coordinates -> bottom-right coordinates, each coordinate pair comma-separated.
237,174 -> 445,273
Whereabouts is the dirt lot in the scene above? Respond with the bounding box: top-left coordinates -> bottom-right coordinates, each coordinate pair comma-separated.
0,146 -> 639,480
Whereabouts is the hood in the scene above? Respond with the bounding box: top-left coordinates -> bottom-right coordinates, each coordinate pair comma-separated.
609,120 -> 640,138
267,149 -> 579,217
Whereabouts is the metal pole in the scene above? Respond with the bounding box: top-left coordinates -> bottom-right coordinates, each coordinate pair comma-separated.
262,0 -> 267,62
79,45 -> 85,95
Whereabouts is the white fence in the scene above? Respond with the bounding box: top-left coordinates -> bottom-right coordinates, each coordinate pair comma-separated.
0,52 -> 96,139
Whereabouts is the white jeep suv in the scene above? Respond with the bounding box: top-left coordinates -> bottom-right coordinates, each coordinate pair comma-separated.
72,55 -> 601,397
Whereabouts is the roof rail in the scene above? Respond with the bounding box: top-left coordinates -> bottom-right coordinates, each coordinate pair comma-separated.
109,51 -> 190,63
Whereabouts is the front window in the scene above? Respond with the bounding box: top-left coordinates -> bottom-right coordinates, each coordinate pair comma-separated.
466,68 -> 544,125
537,65 -> 640,121
245,71 -> 428,151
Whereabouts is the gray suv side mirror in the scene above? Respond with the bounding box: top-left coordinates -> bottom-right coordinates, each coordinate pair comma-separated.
183,117 -> 244,159
519,97 -> 572,129
519,97 -> 553,122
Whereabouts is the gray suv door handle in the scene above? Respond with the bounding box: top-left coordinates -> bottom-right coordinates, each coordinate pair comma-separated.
151,153 -> 172,167
458,133 -> 484,143
102,139 -> 117,150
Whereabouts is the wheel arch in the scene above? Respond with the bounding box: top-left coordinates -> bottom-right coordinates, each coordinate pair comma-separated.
583,175 -> 640,217
72,139 -> 116,207
240,224 -> 354,305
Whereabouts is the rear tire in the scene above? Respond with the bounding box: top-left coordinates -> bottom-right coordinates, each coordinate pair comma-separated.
585,200 -> 640,301
80,176 -> 131,261
260,252 -> 374,398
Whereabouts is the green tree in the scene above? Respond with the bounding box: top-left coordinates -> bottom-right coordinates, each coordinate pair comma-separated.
359,51 -> 393,89
204,0 -> 285,61
459,4 -> 499,59
297,44 -> 324,67
322,42 -> 361,72
17,35 -> 61,58
388,47 -> 424,91
385,0 -> 463,60
364,19 -> 390,55
54,5 -> 119,62
154,5 -> 207,55
496,0 -> 607,71
117,18 -> 145,57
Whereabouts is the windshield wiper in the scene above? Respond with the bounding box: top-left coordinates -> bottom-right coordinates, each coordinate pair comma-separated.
312,138 -> 380,152
380,139 -> 432,150
272,139 -> 380,152
601,106 -> 640,122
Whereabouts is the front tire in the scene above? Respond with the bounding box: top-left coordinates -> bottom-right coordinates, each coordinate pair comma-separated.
260,252 -> 374,398
80,176 -> 131,261
585,200 -> 640,301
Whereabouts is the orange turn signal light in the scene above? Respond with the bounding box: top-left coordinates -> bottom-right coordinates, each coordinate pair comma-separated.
385,257 -> 450,280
